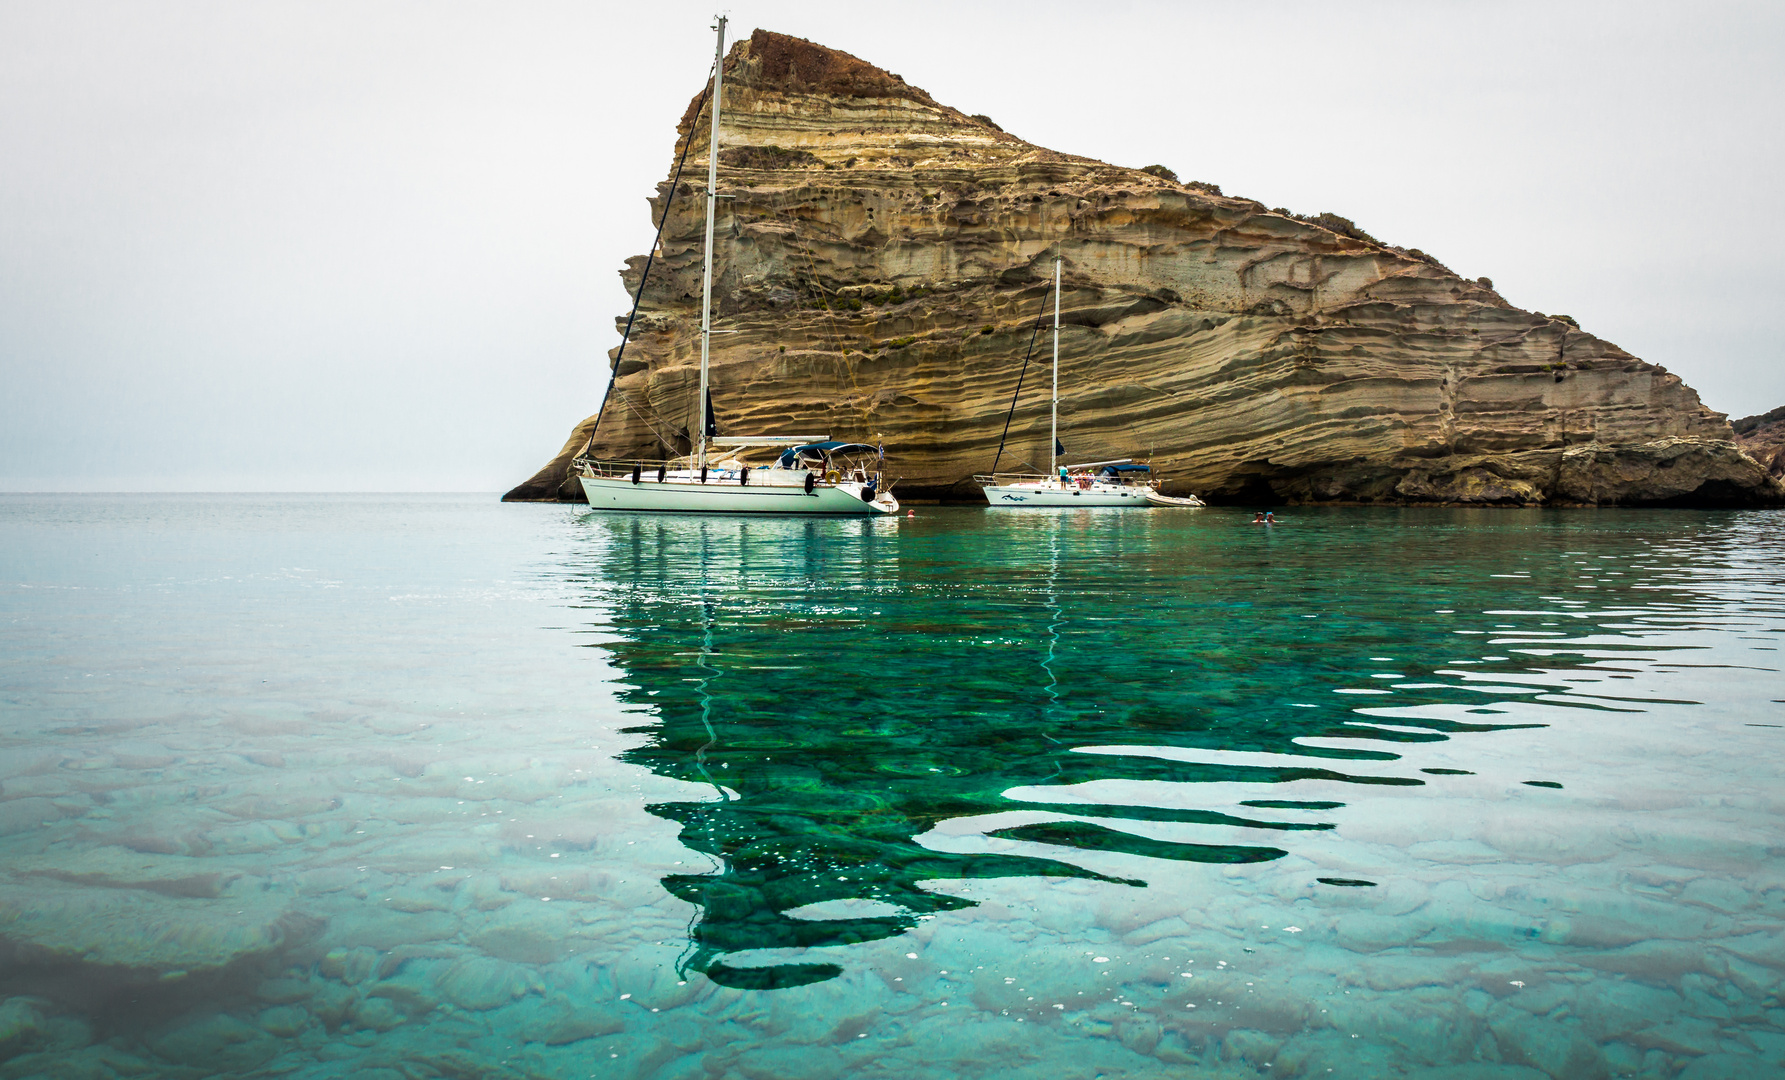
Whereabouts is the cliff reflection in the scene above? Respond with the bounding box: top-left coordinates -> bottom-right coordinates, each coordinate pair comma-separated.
571,511 -> 1567,990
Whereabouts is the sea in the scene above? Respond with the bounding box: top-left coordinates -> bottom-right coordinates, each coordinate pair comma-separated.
1,494 -> 1782,1079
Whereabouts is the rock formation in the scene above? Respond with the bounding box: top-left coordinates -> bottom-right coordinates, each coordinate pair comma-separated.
1733,406 -> 1785,481
505,30 -> 1784,507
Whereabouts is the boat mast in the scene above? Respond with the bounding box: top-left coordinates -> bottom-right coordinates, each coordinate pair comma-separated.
698,15 -> 727,470
1050,257 -> 1060,484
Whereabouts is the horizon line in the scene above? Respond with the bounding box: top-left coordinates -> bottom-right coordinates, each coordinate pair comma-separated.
0,490 -> 505,496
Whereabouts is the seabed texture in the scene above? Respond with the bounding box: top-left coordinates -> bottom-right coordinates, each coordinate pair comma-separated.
0,495 -> 1782,1079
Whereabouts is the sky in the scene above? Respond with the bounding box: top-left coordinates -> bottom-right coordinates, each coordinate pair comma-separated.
3,0 -> 1781,492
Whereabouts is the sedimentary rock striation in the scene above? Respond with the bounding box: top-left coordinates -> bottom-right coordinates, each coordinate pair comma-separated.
506,30 -> 1783,506
1733,406 -> 1785,481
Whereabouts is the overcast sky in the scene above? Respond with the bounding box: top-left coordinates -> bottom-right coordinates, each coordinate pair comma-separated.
3,0 -> 1781,492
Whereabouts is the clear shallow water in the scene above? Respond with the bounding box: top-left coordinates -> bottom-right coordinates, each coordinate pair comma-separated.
0,495 -> 1782,1079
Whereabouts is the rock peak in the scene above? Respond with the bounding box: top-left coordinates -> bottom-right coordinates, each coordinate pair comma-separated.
510,32 -> 1783,508
678,29 -> 951,138
737,29 -> 935,103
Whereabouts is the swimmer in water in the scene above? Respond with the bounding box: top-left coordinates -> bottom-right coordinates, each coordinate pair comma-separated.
1251,512 -> 1266,524
1264,511 -> 1277,524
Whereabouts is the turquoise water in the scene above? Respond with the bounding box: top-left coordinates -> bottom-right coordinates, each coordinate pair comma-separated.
1,495 -> 1782,1079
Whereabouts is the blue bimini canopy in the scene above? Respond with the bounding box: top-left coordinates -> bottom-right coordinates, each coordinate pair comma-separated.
1098,462 -> 1153,475
777,442 -> 878,467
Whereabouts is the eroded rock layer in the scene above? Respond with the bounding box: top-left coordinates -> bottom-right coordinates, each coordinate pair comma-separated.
1733,406 -> 1785,481
506,30 -> 1783,507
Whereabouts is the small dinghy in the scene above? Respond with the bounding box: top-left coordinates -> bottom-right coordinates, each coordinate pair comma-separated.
1144,490 -> 1206,508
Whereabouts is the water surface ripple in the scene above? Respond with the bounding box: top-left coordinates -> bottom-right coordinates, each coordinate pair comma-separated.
0,496 -> 1781,1079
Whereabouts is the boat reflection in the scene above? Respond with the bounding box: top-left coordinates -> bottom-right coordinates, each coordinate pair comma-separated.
570,511 -> 1549,989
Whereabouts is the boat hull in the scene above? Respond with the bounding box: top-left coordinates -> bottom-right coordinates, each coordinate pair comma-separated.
579,473 -> 899,515
980,482 -> 1152,508
1144,490 -> 1206,508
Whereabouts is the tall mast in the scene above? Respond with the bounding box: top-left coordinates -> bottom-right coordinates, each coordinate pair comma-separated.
698,15 -> 727,470
1050,257 -> 1060,483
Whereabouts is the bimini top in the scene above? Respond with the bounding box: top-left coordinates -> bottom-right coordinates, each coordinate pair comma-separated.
777,442 -> 878,467
1096,462 -> 1153,475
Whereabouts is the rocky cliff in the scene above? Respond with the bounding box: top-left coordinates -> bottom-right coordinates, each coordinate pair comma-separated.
1733,406 -> 1785,481
505,30 -> 1784,507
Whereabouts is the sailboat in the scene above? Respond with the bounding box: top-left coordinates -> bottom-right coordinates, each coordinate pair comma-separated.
974,259 -> 1203,508
574,17 -> 899,517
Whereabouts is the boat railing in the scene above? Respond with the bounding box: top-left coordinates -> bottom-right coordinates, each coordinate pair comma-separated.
579,458 -> 884,492
973,472 -> 1157,488
576,457 -> 690,479
577,457 -> 785,480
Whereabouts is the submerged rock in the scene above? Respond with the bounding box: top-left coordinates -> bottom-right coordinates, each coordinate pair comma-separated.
308,981 -> 355,1032
0,878 -> 306,974
253,976 -> 315,1005
0,997 -> 47,1060
518,992 -> 625,1045
435,956 -> 538,1011
256,1004 -> 309,1037
0,798 -> 66,838
318,946 -> 379,986
468,905 -> 579,965
347,995 -> 406,1033
508,29 -> 1783,508
146,1012 -> 279,1072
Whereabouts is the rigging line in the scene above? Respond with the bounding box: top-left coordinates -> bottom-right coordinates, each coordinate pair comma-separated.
609,388 -> 683,454
793,218 -> 850,370
801,237 -> 865,412
766,200 -> 854,386
989,274 -> 1057,474
743,196 -> 874,434
582,69 -> 715,456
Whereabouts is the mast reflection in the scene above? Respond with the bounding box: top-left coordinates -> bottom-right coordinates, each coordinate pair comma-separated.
571,512 -> 1524,989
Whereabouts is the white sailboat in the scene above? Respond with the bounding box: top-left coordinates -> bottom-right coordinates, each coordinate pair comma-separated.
974,259 -> 1202,508
581,438 -> 896,514
575,17 -> 899,517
